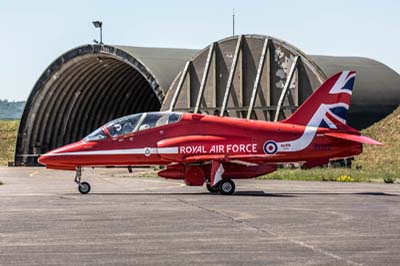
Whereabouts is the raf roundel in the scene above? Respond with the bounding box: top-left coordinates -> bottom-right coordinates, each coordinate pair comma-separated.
263,141 -> 278,154
144,147 -> 151,157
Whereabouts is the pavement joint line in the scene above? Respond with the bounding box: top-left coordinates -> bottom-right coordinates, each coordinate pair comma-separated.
0,250 -> 294,256
172,196 -> 363,266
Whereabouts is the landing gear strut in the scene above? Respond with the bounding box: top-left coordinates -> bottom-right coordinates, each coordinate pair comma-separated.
206,183 -> 219,193
75,167 -> 91,194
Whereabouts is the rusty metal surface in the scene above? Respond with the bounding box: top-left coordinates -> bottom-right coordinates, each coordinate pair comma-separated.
162,35 -> 400,129
162,35 -> 326,121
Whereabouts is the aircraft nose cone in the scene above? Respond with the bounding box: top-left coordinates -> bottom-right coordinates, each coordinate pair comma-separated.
37,153 -> 51,166
37,141 -> 86,167
38,150 -> 59,166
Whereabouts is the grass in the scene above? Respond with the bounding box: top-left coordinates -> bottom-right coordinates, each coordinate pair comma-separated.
353,107 -> 400,178
0,106 -> 399,183
257,168 -> 394,183
0,120 -> 19,166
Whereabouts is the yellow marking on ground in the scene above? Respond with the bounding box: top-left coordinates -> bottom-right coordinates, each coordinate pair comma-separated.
29,171 -> 39,177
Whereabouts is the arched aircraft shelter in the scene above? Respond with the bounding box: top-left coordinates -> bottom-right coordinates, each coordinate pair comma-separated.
15,35 -> 400,166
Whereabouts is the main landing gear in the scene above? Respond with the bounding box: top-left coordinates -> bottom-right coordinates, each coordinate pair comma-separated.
75,166 -> 91,194
206,183 -> 220,193
206,179 -> 235,195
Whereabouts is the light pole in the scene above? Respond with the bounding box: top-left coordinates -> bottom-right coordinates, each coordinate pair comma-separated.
92,21 -> 103,45
232,9 -> 235,36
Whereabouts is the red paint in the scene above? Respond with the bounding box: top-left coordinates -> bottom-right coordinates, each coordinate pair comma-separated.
38,71 -> 382,188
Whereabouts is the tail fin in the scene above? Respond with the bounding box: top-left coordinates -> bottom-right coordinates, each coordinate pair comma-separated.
284,71 -> 356,129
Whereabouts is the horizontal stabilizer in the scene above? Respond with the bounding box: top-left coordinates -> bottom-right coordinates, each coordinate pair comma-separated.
325,132 -> 383,145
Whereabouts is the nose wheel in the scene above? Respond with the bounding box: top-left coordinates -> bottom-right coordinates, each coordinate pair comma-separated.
78,182 -> 91,194
75,167 -> 91,194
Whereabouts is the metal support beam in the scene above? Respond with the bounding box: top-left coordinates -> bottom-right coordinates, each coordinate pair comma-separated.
247,38 -> 270,119
213,45 -> 217,108
274,56 -> 299,122
220,35 -> 243,116
239,43 -> 244,117
169,61 -> 191,111
194,43 -> 216,113
294,66 -> 299,106
264,43 -> 271,120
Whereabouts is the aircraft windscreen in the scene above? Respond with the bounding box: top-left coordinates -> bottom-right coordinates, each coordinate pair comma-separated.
105,113 -> 143,137
101,112 -> 182,138
138,112 -> 182,131
84,128 -> 107,142
84,112 -> 182,141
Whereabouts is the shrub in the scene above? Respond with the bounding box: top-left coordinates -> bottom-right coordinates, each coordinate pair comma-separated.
383,175 -> 396,184
336,175 -> 354,182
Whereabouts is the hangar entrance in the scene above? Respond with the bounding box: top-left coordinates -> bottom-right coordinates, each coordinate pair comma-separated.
15,45 -> 163,166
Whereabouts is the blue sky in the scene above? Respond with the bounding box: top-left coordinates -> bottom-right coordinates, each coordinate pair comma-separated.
1,0 -> 399,101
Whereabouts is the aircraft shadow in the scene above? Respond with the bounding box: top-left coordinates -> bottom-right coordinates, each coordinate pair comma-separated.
65,191 -> 399,197
279,192 -> 399,197
63,191 -> 294,197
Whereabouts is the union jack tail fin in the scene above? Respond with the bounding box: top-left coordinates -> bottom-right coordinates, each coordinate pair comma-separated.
283,71 -> 356,130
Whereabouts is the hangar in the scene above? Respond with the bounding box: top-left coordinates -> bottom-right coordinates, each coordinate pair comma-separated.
15,45 -> 197,166
15,34 -> 400,166
163,35 -> 400,128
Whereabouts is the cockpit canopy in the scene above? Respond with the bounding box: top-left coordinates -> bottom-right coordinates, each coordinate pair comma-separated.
84,112 -> 182,142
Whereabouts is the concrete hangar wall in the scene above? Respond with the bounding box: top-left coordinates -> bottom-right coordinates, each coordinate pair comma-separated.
15,34 -> 400,166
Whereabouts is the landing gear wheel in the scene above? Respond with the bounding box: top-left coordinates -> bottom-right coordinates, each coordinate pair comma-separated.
78,182 -> 91,194
206,183 -> 220,193
219,179 -> 235,195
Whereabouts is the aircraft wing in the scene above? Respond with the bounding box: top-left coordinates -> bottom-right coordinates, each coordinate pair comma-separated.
183,154 -> 226,163
184,154 -> 260,166
325,132 -> 383,145
183,154 -> 277,182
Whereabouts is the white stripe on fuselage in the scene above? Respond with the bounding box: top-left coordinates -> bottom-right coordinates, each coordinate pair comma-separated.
47,147 -> 178,156
276,102 -> 348,153
277,126 -> 317,152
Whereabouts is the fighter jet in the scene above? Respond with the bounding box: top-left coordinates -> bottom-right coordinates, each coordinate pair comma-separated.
38,71 -> 382,194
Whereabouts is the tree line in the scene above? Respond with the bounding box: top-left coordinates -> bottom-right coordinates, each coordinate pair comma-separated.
0,99 -> 25,120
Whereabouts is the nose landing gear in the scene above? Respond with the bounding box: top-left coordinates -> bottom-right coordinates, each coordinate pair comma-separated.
75,167 -> 91,194
78,182 -> 91,194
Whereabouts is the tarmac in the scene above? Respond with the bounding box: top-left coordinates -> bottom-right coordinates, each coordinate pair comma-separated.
1,167 -> 400,266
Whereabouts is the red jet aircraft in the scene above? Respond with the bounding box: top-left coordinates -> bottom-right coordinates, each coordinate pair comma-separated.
39,71 -> 382,195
